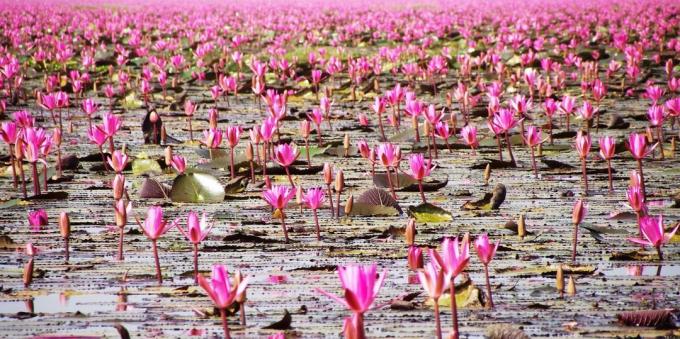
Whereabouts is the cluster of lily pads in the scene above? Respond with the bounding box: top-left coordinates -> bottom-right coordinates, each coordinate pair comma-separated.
1,0 -> 680,337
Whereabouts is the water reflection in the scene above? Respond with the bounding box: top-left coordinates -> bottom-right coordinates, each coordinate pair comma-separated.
0,292 -> 145,314
603,265 -> 680,277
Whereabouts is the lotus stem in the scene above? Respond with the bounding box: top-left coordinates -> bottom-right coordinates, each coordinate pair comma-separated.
117,227 -> 124,261
504,132 -> 515,165
637,159 -> 646,197
313,209 -> 321,241
280,211 -> 289,243
42,162 -> 48,192
449,278 -> 459,339
377,113 -> 386,141
239,302 -> 246,326
581,158 -> 588,195
606,159 -> 613,193
496,134 -> 504,161
335,189 -> 342,220
433,298 -> 442,339
229,147 -> 235,178
418,180 -> 427,204
304,138 -> 311,169
152,239 -> 162,285
657,126 -> 664,160
284,166 -> 295,187
193,243 -> 199,284
9,148 -> 17,190
220,307 -> 231,339
327,184 -> 335,218
188,116 -> 193,141
31,162 -> 40,196
571,222 -> 579,263
530,146 -> 538,178
18,158 -> 27,198
656,246 -> 663,261
385,167 -> 397,200
484,264 -> 494,308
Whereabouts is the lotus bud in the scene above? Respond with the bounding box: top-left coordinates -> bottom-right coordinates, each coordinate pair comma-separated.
149,111 -> 159,123
234,270 -> 247,303
344,194 -> 353,215
25,243 -> 37,257
114,201 -> 128,227
335,169 -> 345,192
343,133 -> 350,157
23,258 -> 34,288
407,246 -> 424,270
245,142 -> 254,161
164,146 -> 173,167
405,218 -> 417,246
572,200 -> 586,225
300,121 -> 311,139
264,175 -> 271,189
567,276 -> 576,296
518,213 -> 526,239
209,108 -> 218,129
53,128 -> 62,146
483,163 -> 491,186
423,121 -> 431,136
556,264 -> 564,294
323,162 -> 333,185
59,212 -> 70,238
113,174 -> 125,200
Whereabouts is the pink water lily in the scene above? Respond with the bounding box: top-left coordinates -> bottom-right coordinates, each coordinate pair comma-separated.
28,209 -> 48,231
107,150 -> 129,173
171,155 -> 186,174
459,125 -> 478,155
430,234 -> 470,339
274,143 -> 299,186
262,185 -> 295,242
303,187 -> 326,240
523,126 -> 542,177
408,153 -> 433,204
599,136 -> 616,192
418,261 -> 448,339
575,131 -> 591,194
474,233 -> 500,308
375,142 -> 400,199
628,215 -> 678,261
224,125 -> 243,178
491,109 -> 519,165
177,211 -> 213,283
316,264 -> 387,338
136,206 -> 179,284
626,132 -> 656,196
198,264 -> 251,339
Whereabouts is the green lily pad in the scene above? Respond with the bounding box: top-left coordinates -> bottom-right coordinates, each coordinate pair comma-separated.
132,159 -> 162,176
121,92 -> 143,110
407,203 -> 452,223
169,173 -> 225,203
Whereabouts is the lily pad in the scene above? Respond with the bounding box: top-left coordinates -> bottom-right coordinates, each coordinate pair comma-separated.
169,173 -> 225,203
132,158 -> 163,176
407,203 -> 452,223
429,281 -> 482,309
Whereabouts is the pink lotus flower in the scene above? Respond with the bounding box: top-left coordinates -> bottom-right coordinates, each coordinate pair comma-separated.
304,187 -> 326,240
198,265 -> 251,338
408,153 -> 433,204
647,105 -> 665,127
407,245 -> 424,270
626,185 -> 646,214
87,126 -> 107,147
474,233 -> 499,265
418,261 -> 448,339
571,199 -> 587,262
263,185 -> 295,242
107,150 -> 129,173
137,206 -> 179,284
626,133 -> 655,160
274,143 -> 299,186
645,85 -> 664,104
628,215 -> 679,261
316,264 -> 387,319
171,155 -> 186,174
224,126 -> 242,149
599,136 -> 616,192
81,98 -> 99,124
259,117 -> 277,142
575,131 -> 591,159
177,211 -> 213,283
0,121 -> 18,145
203,128 -> 223,149
430,234 -> 469,338
376,142 -> 400,168
101,112 -> 122,138
460,125 -> 478,153
28,209 -> 48,230
577,101 -> 596,122
665,97 -> 680,117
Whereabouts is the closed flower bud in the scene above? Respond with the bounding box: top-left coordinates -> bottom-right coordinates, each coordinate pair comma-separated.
517,213 -> 526,239
405,218 -> 417,246
572,199 -> 587,225
483,163 -> 491,186
344,194 -> 353,215
335,169 -> 345,192
567,276 -> 576,296
59,212 -> 70,238
164,146 -> 173,166
245,142 -> 254,161
161,126 -> 167,144
407,246 -> 423,270
343,133 -> 350,151
556,265 -> 564,294
323,162 -> 333,185
113,174 -> 125,200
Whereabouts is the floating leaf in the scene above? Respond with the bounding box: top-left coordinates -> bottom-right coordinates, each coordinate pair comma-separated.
262,309 -> 292,330
617,309 -> 678,328
224,176 -> 249,194
461,183 -> 506,210
486,324 -> 530,339
407,203 -> 452,223
0,199 -> 21,209
170,173 -> 225,203
349,202 -> 400,217
139,178 -> 170,199
429,282 -> 482,309
132,158 -> 162,176
121,92 -> 143,110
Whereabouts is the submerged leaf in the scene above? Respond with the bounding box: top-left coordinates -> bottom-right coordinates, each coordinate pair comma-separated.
407,203 -> 452,223
170,173 -> 225,203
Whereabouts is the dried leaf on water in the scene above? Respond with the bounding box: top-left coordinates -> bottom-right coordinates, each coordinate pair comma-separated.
461,183 -> 506,210
262,309 -> 292,330
616,309 -> 678,328
407,203 -> 452,223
